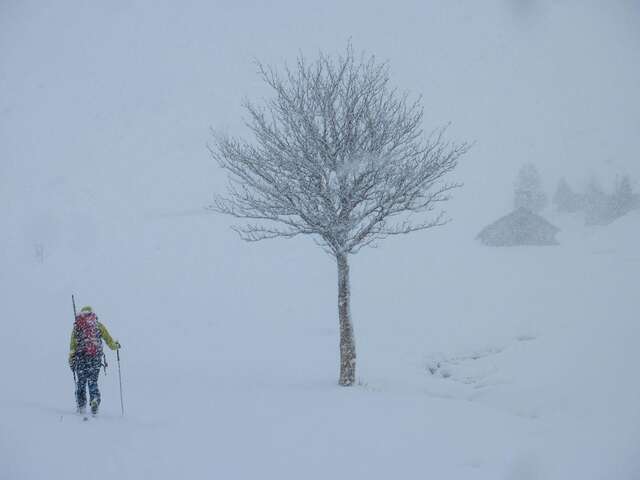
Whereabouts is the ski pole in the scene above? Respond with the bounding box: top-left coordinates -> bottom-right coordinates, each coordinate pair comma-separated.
117,349 -> 124,416
71,295 -> 78,409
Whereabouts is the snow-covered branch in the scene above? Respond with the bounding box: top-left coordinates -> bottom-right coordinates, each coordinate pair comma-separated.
210,45 -> 470,256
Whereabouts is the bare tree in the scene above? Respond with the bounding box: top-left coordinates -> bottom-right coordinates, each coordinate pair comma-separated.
209,46 -> 469,386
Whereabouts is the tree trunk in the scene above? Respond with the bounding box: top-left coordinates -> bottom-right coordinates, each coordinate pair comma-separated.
337,253 -> 356,386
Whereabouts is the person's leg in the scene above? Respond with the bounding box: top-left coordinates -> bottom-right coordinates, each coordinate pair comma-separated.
88,358 -> 101,414
75,358 -> 89,411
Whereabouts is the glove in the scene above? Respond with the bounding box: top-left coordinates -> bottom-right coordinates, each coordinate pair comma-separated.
69,353 -> 76,371
115,341 -> 121,350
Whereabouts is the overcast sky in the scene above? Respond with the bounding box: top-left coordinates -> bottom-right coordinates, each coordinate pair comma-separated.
1,0 -> 639,245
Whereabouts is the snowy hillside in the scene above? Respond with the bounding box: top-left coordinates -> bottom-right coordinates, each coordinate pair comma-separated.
1,210 -> 638,479
1,1 -> 639,479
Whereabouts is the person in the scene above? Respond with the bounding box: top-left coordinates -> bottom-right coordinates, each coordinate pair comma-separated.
69,305 -> 120,415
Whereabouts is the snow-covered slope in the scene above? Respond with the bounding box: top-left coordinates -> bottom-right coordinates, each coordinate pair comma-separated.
1,208 -> 638,479
1,1 -> 639,479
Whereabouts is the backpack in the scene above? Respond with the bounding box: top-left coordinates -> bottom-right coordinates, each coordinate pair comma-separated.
74,312 -> 102,357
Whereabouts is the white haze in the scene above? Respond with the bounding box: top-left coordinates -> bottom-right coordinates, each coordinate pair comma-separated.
1,1 -> 639,479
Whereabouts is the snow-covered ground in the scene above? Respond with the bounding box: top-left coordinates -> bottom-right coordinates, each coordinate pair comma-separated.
2,1 -> 639,478
1,208 -> 638,479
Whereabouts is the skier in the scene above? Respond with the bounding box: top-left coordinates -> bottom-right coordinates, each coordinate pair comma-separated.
69,305 -> 120,415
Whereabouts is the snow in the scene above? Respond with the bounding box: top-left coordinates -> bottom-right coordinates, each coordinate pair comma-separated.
1,1 -> 639,479
1,208 -> 638,479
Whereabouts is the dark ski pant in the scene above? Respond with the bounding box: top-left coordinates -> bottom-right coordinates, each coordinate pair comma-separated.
75,355 -> 102,409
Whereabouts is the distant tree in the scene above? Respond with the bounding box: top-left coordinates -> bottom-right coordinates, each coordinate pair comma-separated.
611,175 -> 635,218
584,178 -> 612,225
209,46 -> 470,386
553,178 -> 580,213
34,243 -> 45,264
514,163 -> 547,213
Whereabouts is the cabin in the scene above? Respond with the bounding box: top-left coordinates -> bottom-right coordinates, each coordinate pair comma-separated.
477,208 -> 559,246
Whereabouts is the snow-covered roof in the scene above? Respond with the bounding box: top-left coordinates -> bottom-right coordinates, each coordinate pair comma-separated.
477,208 -> 559,246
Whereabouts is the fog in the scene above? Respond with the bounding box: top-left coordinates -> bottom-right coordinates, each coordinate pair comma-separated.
1,2 -> 639,478
2,0 -> 639,233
